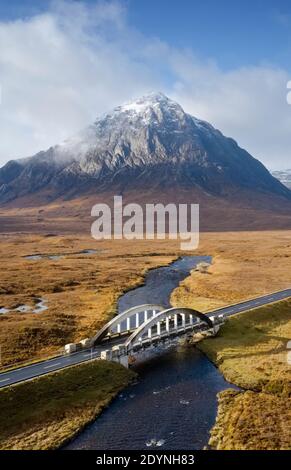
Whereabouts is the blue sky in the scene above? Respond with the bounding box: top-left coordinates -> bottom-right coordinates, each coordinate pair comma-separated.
129,0 -> 291,71
1,0 -> 291,169
2,0 -> 291,70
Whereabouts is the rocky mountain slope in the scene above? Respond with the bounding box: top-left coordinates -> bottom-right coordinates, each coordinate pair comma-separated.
0,92 -> 290,205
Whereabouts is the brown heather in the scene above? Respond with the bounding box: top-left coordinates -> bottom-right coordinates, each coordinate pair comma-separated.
0,229 -> 291,449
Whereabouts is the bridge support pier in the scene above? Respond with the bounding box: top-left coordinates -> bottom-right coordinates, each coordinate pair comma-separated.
101,349 -> 112,361
112,345 -> 129,368
100,346 -> 129,368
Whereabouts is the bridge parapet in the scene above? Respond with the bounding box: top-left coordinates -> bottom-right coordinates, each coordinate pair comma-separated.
124,307 -> 214,352
98,310 -> 226,367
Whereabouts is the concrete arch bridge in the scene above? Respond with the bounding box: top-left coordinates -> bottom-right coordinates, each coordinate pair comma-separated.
92,304 -> 223,367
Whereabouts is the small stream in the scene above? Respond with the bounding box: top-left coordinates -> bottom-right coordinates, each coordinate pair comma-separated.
24,249 -> 100,261
0,298 -> 48,315
65,256 -> 233,450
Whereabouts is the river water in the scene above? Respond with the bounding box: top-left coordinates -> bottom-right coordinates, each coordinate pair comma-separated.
65,256 -> 233,450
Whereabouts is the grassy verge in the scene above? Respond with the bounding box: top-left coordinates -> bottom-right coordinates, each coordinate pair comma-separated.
198,300 -> 291,450
0,360 -> 135,450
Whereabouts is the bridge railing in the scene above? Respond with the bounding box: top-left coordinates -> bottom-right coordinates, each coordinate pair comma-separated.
124,307 -> 214,352
92,304 -> 165,345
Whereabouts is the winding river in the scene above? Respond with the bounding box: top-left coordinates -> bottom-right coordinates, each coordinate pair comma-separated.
65,256 -> 233,450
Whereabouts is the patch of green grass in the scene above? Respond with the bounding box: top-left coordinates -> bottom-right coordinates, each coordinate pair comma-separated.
199,299 -> 291,450
199,299 -> 291,392
209,390 -> 291,450
0,360 -> 135,450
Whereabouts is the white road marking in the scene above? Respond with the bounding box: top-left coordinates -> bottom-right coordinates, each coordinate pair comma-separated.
43,362 -> 61,370
0,290 -> 290,388
0,378 -> 10,383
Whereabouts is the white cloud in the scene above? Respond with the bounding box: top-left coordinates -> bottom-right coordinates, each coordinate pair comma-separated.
0,1 -> 161,162
171,58 -> 291,169
0,0 -> 291,170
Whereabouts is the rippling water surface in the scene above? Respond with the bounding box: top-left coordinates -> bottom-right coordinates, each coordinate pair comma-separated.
65,256 -> 233,450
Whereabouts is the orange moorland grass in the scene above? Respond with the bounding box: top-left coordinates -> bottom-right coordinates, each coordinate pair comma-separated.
1,230 -> 291,369
0,229 -> 291,449
197,301 -> 291,450
209,389 -> 291,450
171,234 -> 291,450
0,234 -> 183,369
171,230 -> 291,311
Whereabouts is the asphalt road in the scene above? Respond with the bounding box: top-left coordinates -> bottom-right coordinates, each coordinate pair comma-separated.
0,288 -> 290,389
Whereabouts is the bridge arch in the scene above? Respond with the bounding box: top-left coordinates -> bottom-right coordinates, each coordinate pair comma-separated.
124,307 -> 213,351
92,304 -> 165,344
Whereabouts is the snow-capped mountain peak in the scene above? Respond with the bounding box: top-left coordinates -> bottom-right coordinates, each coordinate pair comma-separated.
118,92 -> 176,112
100,91 -> 187,127
0,92 -> 290,203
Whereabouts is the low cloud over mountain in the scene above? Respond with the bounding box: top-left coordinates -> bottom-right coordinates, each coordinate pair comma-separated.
0,93 -> 290,203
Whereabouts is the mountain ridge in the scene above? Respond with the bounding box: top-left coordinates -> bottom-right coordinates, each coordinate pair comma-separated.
0,92 -> 291,233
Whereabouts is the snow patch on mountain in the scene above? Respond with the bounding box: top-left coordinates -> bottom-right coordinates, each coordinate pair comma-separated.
271,170 -> 291,189
0,92 -> 291,203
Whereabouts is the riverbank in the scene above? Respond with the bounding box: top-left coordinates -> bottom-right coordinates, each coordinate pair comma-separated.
198,299 -> 291,450
2,230 -> 291,369
0,360 -> 135,450
1,254 -> 223,451
64,255 -> 229,451
171,231 -> 291,312
0,234 -> 180,369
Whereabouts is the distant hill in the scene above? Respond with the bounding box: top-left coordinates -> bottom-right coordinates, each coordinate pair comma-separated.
271,170 -> 291,189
